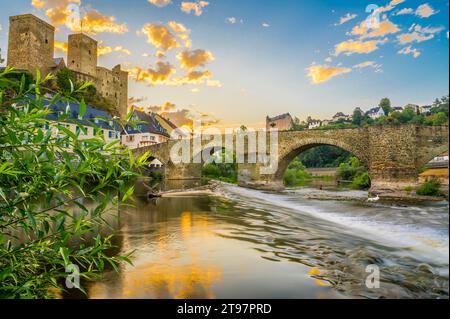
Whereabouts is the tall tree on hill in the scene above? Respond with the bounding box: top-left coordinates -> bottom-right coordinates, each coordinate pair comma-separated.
379,98 -> 392,116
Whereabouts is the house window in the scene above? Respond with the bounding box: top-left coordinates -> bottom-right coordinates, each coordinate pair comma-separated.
108,131 -> 117,139
149,136 -> 156,141
126,135 -> 135,142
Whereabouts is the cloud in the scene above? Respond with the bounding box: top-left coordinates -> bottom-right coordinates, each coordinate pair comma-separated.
54,40 -> 68,53
180,1 -> 209,16
334,39 -> 386,56
307,65 -> 351,84
168,21 -> 192,48
174,70 -> 222,87
145,102 -> 177,113
168,21 -> 189,34
69,9 -> 128,34
97,44 -> 131,56
335,13 -> 357,26
262,22 -> 270,28
129,61 -> 177,85
140,24 -> 180,52
395,8 -> 414,15
398,46 -> 421,58
226,17 -> 237,24
397,24 -> 445,44
176,49 -> 215,70
129,63 -> 221,87
379,0 -> 406,13
32,0 -> 128,34
349,18 -> 400,39
353,61 -> 383,72
148,0 -> 172,7
54,39 -> 131,56
128,96 -> 148,106
145,105 -> 220,129
353,61 -> 376,68
416,3 -> 438,18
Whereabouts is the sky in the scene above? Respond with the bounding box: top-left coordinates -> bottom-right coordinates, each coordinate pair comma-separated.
0,0 -> 448,129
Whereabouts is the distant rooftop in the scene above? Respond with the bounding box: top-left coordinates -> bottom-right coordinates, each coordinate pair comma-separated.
124,111 -> 170,137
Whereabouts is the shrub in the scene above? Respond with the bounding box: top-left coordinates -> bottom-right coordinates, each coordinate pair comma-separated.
416,179 -> 442,197
0,67 -> 148,298
351,172 -> 371,190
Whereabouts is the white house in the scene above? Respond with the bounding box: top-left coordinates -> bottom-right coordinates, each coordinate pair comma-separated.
121,111 -> 171,150
332,112 -> 350,122
308,119 -> 322,129
420,105 -> 432,115
43,98 -> 121,147
432,152 -> 449,163
365,107 -> 385,119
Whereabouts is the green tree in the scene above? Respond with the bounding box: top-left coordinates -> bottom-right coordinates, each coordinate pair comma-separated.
432,112 -> 448,125
0,67 -> 149,298
379,98 -> 392,116
56,68 -> 78,95
352,108 -> 363,126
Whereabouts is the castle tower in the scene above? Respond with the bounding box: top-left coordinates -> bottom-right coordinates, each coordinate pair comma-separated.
7,14 -> 55,77
67,33 -> 98,76
113,64 -> 129,120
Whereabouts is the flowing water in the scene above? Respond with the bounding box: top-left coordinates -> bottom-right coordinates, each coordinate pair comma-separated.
72,183 -> 449,299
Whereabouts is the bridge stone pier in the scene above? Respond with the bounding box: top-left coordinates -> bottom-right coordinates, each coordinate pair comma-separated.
133,125 -> 449,198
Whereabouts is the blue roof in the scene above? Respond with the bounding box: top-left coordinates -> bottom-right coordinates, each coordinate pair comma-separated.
39,95 -> 120,131
124,111 -> 170,137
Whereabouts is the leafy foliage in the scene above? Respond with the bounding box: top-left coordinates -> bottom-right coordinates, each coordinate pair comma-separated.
416,179 -> 442,197
379,97 -> 392,116
336,157 -> 371,190
202,150 -> 238,184
55,68 -> 117,115
0,67 -> 149,298
299,146 -> 351,168
283,158 -> 312,187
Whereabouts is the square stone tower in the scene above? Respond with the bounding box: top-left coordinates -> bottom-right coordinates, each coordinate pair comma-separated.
7,14 -> 55,77
67,33 -> 98,77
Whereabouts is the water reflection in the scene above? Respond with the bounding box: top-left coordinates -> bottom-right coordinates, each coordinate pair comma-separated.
71,183 -> 448,299
84,194 -> 340,299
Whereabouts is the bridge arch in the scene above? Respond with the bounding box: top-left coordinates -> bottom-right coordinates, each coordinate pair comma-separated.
274,137 -> 369,181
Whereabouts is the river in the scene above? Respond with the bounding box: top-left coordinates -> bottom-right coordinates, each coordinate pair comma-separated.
67,183 -> 449,299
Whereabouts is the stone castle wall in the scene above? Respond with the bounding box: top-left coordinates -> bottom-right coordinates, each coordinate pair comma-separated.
7,14 -> 55,77
7,14 -> 128,119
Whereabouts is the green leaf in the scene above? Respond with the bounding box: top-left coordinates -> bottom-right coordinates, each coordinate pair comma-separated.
122,186 -> 135,202
26,211 -> 37,228
79,99 -> 86,117
59,247 -> 70,267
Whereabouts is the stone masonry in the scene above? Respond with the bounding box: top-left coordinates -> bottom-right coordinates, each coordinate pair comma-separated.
133,125 -> 449,198
7,14 -> 128,119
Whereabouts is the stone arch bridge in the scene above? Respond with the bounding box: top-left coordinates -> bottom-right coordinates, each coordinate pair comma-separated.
133,125 -> 449,197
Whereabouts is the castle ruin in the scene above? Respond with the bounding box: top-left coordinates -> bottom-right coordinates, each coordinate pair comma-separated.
7,14 -> 128,119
